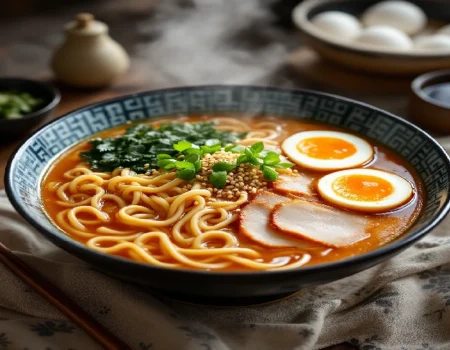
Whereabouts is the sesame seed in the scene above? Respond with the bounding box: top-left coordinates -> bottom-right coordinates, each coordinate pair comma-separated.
190,150 -> 269,200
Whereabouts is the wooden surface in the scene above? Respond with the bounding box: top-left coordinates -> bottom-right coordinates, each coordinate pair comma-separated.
288,48 -> 415,94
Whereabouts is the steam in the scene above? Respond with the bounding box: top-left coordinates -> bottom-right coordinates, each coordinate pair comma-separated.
135,0 -> 289,85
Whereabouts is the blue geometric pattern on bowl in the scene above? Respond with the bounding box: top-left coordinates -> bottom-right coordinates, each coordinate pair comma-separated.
7,85 -> 450,247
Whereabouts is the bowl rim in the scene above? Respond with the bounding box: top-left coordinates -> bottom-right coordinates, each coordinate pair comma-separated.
0,78 -> 61,122
412,69 -> 450,109
5,84 -> 450,278
293,0 -> 450,59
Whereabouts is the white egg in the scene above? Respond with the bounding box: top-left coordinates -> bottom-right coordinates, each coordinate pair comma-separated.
354,26 -> 413,50
317,169 -> 414,213
281,131 -> 373,171
311,11 -> 362,40
361,0 -> 427,35
414,34 -> 450,51
437,24 -> 450,37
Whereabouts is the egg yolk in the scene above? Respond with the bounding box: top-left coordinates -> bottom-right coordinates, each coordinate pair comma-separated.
297,137 -> 357,160
331,174 -> 394,202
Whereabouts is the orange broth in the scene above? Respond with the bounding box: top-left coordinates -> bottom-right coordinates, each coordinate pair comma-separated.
41,115 -> 423,270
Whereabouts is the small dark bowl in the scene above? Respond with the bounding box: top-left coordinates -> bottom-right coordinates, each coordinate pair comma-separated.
409,70 -> 450,134
0,78 -> 60,141
5,85 -> 450,305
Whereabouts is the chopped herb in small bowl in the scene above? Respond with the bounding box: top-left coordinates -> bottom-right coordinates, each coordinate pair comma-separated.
0,78 -> 60,141
0,91 -> 43,120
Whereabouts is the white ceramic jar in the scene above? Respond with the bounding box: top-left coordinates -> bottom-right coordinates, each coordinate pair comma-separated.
51,13 -> 130,88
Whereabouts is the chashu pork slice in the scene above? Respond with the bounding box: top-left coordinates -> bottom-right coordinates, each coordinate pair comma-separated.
240,202 -> 319,249
273,174 -> 315,197
252,191 -> 290,208
271,199 -> 369,248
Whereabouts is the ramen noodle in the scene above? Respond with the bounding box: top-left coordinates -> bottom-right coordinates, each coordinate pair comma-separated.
42,116 -> 423,271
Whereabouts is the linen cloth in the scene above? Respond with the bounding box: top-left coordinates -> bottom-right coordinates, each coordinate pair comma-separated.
0,138 -> 449,350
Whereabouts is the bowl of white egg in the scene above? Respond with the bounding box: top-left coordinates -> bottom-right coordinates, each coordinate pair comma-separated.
293,0 -> 450,75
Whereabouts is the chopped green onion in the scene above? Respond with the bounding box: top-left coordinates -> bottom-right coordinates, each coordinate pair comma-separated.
201,144 -> 221,154
157,154 -> 172,160
262,165 -> 279,181
244,148 -> 261,166
209,171 -> 227,189
184,154 -> 200,163
194,160 -> 202,172
183,148 -> 203,156
176,168 -> 196,180
250,141 -> 264,154
263,152 -> 281,166
236,154 -> 248,165
175,161 -> 195,170
157,158 -> 176,168
212,162 -> 236,172
274,162 -> 294,169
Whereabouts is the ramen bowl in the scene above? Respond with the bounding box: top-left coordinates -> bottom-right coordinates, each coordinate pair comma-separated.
5,85 -> 450,304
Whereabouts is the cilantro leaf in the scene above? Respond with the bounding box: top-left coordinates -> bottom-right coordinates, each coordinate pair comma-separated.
80,121 -> 246,173
173,140 -> 192,152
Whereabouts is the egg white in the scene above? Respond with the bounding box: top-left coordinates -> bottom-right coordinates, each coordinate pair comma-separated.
281,131 -> 373,171
317,169 -> 414,213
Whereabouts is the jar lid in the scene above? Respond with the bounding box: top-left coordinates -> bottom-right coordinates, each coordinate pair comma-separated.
64,13 -> 108,36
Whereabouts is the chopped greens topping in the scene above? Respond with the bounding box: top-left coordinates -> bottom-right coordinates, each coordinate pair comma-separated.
211,162 -> 236,172
209,170 -> 228,189
0,91 -> 42,120
81,121 -> 294,188
80,122 -> 247,173
155,140 -> 294,187
208,141 -> 294,184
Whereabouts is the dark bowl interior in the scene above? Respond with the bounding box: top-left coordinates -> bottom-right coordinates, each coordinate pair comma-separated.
412,70 -> 450,110
5,85 -> 450,304
0,78 -> 60,141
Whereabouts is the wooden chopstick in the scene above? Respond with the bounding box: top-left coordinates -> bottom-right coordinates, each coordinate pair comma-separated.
0,242 -> 131,350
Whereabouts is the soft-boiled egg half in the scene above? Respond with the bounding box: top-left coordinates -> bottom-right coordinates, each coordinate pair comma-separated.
281,131 -> 373,171
317,169 -> 413,213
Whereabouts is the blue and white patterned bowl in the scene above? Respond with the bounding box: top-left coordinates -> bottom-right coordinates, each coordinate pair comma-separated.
5,85 -> 450,303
